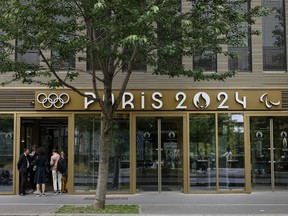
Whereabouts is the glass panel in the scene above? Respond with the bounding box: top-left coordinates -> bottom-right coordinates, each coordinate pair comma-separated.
262,0 -> 286,71
228,47 -> 251,72
40,125 -> 68,155
193,51 -> 217,71
189,114 -> 216,191
273,117 -> 288,191
228,1 -> 251,72
250,117 -> 271,190
16,40 -> 39,66
122,48 -> 147,72
109,114 -> 130,191
74,115 -> 101,192
218,114 -> 245,190
161,118 -> 183,192
74,114 -> 130,192
136,117 -> 183,192
51,51 -> 76,70
0,115 -> 14,193
136,118 -> 158,191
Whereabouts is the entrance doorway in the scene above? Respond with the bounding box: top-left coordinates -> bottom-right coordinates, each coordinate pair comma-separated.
136,117 -> 183,192
250,117 -> 288,191
20,117 -> 68,192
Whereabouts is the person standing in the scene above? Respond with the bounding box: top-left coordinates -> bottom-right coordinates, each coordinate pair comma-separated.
34,147 -> 48,197
50,149 -> 62,195
59,151 -> 68,193
222,147 -> 233,168
17,148 -> 30,196
29,145 -> 38,193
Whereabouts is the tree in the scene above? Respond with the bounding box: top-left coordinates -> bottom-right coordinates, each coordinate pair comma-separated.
0,0 -> 269,209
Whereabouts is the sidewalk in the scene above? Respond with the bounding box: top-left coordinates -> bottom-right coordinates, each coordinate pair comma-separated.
0,191 -> 288,215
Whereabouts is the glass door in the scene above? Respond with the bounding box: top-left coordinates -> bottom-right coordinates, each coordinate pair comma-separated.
20,117 -> 68,192
136,117 -> 183,192
250,117 -> 288,191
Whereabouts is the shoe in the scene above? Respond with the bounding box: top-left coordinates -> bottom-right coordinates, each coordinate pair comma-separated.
20,193 -> 25,196
36,194 -> 40,197
41,193 -> 45,197
58,191 -> 62,195
54,191 -> 57,195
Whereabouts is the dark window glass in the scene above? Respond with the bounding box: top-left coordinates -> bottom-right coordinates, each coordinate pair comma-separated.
193,51 -> 217,71
262,0 -> 286,71
51,51 -> 75,70
74,114 -> 130,192
228,2 -> 251,72
122,48 -> 147,72
228,47 -> 251,72
0,115 -> 14,193
51,15 -> 76,70
15,40 -> 39,66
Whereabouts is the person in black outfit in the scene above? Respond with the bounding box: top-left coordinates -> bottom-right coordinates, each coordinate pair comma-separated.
29,145 -> 38,193
34,147 -> 49,197
17,148 -> 30,196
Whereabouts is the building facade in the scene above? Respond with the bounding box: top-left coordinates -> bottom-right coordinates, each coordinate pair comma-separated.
0,0 -> 288,195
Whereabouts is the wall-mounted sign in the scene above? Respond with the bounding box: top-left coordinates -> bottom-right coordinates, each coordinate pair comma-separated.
35,89 -> 282,111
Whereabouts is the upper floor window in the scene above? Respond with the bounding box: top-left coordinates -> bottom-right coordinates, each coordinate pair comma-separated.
15,40 -> 39,66
51,51 -> 75,70
228,2 -> 251,72
262,0 -> 286,71
193,51 -> 217,72
122,48 -> 147,72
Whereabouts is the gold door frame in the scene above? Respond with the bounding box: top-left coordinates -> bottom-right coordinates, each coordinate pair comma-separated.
246,111 -> 288,192
131,112 -> 189,194
14,112 -> 73,195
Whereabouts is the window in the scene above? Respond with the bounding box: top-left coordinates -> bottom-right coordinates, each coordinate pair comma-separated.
193,51 -> 217,72
51,15 -> 76,70
218,114 -> 245,190
189,114 -> 216,191
228,2 -> 251,72
15,40 -> 39,66
122,48 -> 147,72
51,51 -> 75,70
0,115 -> 14,193
74,114 -> 130,192
262,0 -> 286,71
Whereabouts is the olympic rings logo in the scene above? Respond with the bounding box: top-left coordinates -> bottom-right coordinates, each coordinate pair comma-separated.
37,93 -> 70,109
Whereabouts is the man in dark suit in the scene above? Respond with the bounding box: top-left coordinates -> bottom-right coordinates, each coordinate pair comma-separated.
17,148 -> 30,196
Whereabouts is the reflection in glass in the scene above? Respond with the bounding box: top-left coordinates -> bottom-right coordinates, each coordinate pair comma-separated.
250,117 -> 271,190
189,114 -> 216,191
193,51 -> 217,71
218,114 -> 244,190
74,114 -> 130,192
228,2 -> 251,72
228,47 -> 251,72
136,117 -> 183,192
16,40 -> 39,66
252,117 -> 288,191
262,0 -> 286,71
273,117 -> 288,190
0,115 -> 14,193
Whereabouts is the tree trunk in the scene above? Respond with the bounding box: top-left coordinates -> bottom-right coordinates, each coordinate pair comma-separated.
93,108 -> 113,209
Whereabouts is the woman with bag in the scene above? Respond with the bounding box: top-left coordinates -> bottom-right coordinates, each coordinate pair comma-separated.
34,147 -> 49,197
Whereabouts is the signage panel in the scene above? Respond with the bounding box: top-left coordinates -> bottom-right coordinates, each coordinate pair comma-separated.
35,90 -> 282,111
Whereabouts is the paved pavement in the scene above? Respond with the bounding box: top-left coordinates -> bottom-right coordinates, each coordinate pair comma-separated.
0,191 -> 288,215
